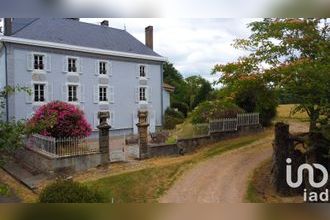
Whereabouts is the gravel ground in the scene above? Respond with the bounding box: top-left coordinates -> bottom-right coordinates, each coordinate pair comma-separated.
160,122 -> 309,203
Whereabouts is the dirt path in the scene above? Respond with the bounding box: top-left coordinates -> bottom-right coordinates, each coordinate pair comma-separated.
160,122 -> 308,203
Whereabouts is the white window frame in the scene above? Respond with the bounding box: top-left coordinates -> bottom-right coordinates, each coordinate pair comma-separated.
66,83 -> 80,104
138,64 -> 147,79
32,81 -> 48,106
98,85 -> 109,104
138,86 -> 148,104
98,60 -> 109,78
67,56 -> 79,75
31,52 -> 47,74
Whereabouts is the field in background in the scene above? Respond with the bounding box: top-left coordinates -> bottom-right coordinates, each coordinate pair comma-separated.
276,104 -> 309,121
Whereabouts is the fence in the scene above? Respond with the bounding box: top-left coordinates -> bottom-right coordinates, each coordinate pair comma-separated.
237,113 -> 259,126
209,113 -> 259,133
25,134 -> 99,158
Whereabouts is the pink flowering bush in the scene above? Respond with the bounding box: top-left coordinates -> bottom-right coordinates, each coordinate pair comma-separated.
27,101 -> 92,138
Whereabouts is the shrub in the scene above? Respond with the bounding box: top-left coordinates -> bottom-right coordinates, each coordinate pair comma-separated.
171,101 -> 189,117
163,108 -> 184,129
191,100 -> 244,124
39,180 -> 105,203
0,120 -> 26,165
234,80 -> 277,126
27,101 -> 92,138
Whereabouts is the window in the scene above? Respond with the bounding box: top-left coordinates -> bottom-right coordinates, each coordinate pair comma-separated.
68,85 -> 78,102
68,58 -> 77,72
34,84 -> 45,102
139,65 -> 146,78
99,62 -> 107,75
139,87 -> 147,102
34,54 -> 44,70
99,86 -> 108,102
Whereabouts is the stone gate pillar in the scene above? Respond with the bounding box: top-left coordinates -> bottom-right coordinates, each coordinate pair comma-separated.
97,111 -> 111,164
136,110 -> 149,159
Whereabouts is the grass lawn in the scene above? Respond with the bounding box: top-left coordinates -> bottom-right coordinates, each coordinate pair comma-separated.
0,182 -> 11,197
244,159 -> 303,203
276,104 -> 309,121
86,130 -> 272,203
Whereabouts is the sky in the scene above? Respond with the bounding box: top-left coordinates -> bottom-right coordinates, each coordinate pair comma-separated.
0,18 -> 254,84
81,18 -> 254,84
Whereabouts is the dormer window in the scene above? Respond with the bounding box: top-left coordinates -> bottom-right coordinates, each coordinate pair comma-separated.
68,58 -> 77,72
34,55 -> 44,70
139,65 -> 146,78
99,62 -> 107,75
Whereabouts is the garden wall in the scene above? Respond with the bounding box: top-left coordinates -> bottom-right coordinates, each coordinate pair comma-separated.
15,148 -> 104,175
148,124 -> 263,158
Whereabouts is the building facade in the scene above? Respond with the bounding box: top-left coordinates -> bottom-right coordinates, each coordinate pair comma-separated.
0,18 -> 171,136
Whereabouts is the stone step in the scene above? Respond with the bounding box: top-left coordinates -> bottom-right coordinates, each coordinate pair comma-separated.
2,160 -> 48,190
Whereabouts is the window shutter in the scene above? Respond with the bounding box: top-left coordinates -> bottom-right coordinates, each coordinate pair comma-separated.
146,65 -> 150,79
46,54 -> 51,72
95,60 -> 99,76
62,84 -> 67,101
48,82 -> 53,101
25,83 -> 32,103
135,87 -> 139,103
107,61 -> 112,77
78,58 -> 83,74
148,87 -> 152,103
27,53 -> 33,71
109,86 -> 114,103
93,86 -> 98,103
63,56 -> 68,73
93,113 -> 99,129
110,111 -> 114,127
80,85 -> 85,103
132,111 -> 138,134
136,64 -> 140,78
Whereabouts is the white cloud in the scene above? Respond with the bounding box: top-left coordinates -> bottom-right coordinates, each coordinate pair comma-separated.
81,18 -> 254,83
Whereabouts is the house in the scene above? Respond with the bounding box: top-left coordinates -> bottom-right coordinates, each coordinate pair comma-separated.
0,18 -> 171,136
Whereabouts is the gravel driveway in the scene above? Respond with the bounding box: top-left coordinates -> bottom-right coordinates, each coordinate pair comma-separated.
159,122 -> 308,203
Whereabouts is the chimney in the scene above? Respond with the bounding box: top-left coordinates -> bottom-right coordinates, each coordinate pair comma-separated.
101,20 -> 109,27
145,26 -> 153,50
4,18 -> 12,36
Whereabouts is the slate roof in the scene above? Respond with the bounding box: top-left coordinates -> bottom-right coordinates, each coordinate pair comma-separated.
11,18 -> 161,57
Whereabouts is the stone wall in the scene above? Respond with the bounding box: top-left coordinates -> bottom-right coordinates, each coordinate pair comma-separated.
15,148 -> 104,175
148,143 -> 179,157
147,124 -> 263,158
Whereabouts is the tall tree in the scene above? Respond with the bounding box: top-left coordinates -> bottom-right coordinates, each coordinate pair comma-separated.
214,18 -> 330,131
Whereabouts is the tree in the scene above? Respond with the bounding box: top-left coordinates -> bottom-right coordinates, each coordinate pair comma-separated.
0,86 -> 30,164
163,62 -> 189,113
214,18 -> 330,131
185,76 -> 213,110
163,62 -> 213,114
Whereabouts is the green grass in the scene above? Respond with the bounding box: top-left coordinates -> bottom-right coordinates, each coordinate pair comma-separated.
203,138 -> 256,158
245,179 -> 263,203
276,104 -> 309,121
86,163 -> 189,203
87,131 -> 271,203
0,182 -> 11,197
